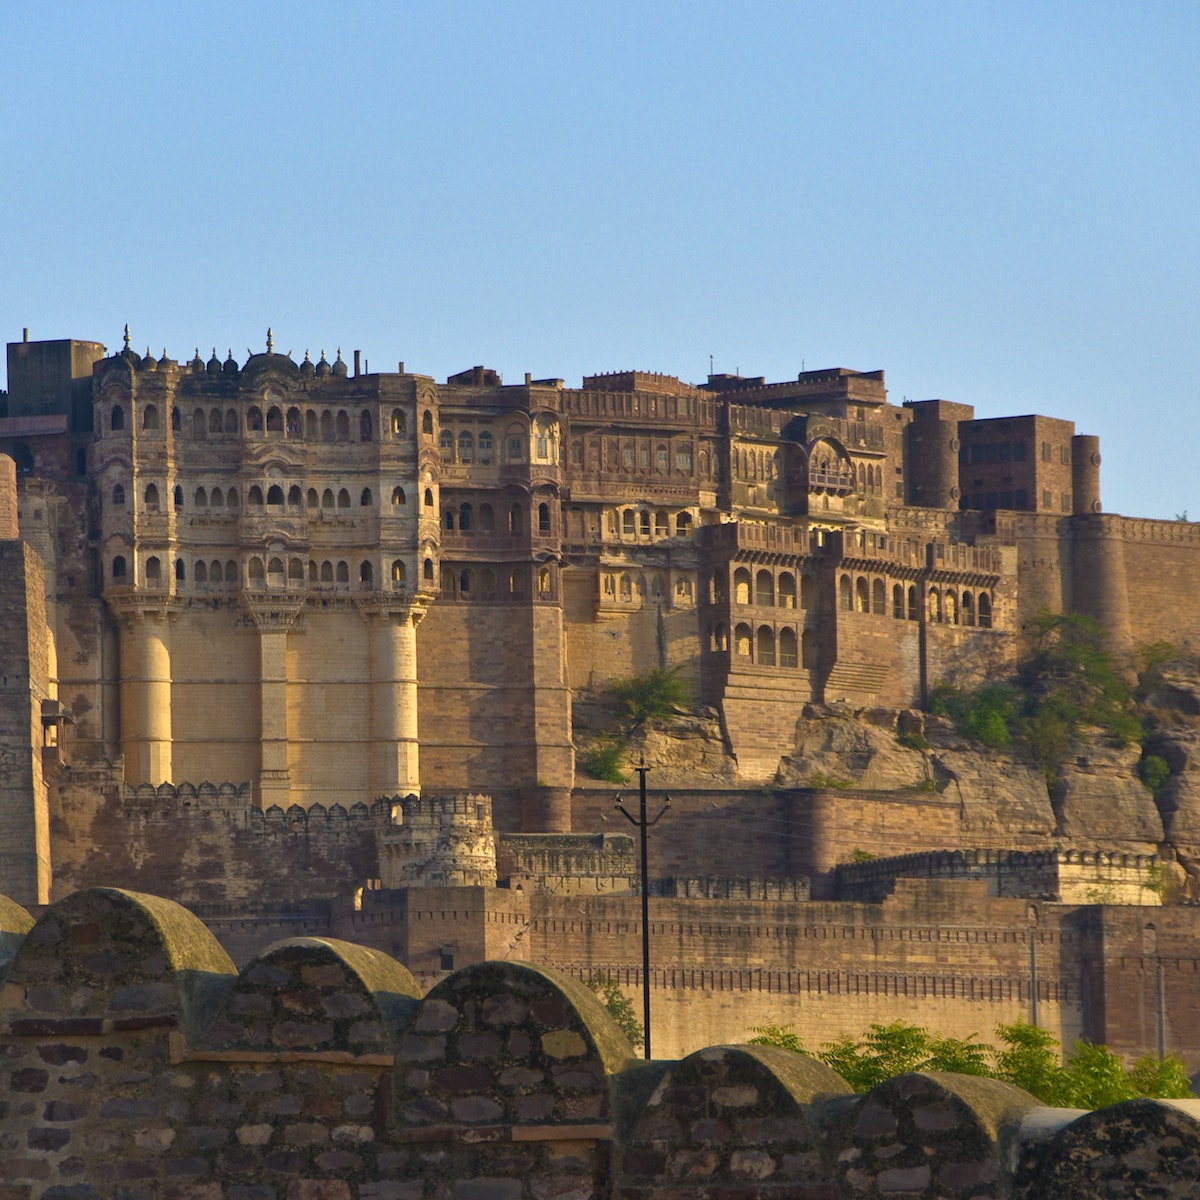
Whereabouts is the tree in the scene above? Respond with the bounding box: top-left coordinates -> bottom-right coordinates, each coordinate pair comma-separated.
587,972 -> 643,1048
610,667 -> 688,726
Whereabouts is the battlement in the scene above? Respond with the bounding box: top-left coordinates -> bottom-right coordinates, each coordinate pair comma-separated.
581,369 -> 702,396
0,886 -> 1195,1200
835,847 -> 1162,904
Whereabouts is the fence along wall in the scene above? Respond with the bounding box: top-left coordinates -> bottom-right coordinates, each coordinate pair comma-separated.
0,886 -> 1197,1200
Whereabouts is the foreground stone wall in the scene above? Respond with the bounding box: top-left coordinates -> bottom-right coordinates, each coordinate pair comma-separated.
1,888 -> 1198,1199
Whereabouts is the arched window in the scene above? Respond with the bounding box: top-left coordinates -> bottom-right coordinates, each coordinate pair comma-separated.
224,408 -> 238,433
143,404 -> 160,431
962,591 -> 976,627
288,485 -> 302,507
676,512 -> 693,536
422,410 -> 433,435
441,566 -> 456,595
336,561 -> 349,583
247,406 -> 263,432
211,560 -> 224,584
734,568 -> 751,605
893,583 -> 905,619
424,488 -> 434,508
444,509 -> 455,532
321,410 -> 334,441
391,560 -> 406,585
780,627 -> 798,668
288,558 -> 304,584
320,561 -> 334,583
307,488 -> 319,508
360,561 -> 373,585
458,431 -> 473,462
478,430 -> 493,462
946,591 -> 959,625
907,585 -> 919,621
173,485 -> 183,510
459,503 -> 473,531
111,405 -> 125,432
209,408 -> 223,435
391,486 -> 406,507
112,555 -> 126,579
440,429 -> 454,457
778,572 -> 796,609
268,557 -> 284,584
978,593 -> 993,628
873,579 -> 886,615
928,588 -> 942,623
248,557 -> 265,584
335,410 -> 350,440
266,485 -> 284,505
146,556 -> 162,584
757,626 -> 776,666
193,408 -> 206,438
360,410 -> 373,441
211,488 -> 224,509
170,406 -> 180,431
479,503 -> 494,532
756,570 -> 774,606
144,483 -> 160,510
225,558 -> 237,580
712,623 -> 729,652
509,504 -> 522,534
306,410 -> 319,439
113,484 -> 126,506
538,503 -> 551,534
735,623 -> 752,657
248,486 -> 264,506
460,569 -> 474,595
391,409 -> 406,435
622,510 -> 635,536
655,511 -> 669,537
194,486 -> 208,508
423,557 -> 434,581
619,574 -> 632,601
711,570 -> 728,604
286,407 -> 301,436
266,406 -> 283,433
639,511 -> 651,537
840,575 -> 852,611
337,488 -> 350,508
538,568 -> 551,595
360,488 -> 373,507
856,577 -> 870,613
195,560 -> 208,585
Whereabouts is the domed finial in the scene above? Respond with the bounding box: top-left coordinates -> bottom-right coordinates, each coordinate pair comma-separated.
303,349 -> 311,363
266,327 -> 274,355
123,323 -> 131,351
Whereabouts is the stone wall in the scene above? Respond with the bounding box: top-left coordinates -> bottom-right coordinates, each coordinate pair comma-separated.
0,887 -> 1198,1199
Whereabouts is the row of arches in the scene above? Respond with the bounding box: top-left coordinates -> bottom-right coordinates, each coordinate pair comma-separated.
437,415 -> 559,466
110,554 -> 413,590
712,622 -> 815,669
570,437 -> 708,480
601,572 -> 695,605
110,482 -> 413,513
438,565 -> 555,601
607,509 -> 694,539
838,575 -> 994,627
438,428 -> 495,464
444,501 -> 553,535
726,567 -> 814,609
108,403 -> 408,443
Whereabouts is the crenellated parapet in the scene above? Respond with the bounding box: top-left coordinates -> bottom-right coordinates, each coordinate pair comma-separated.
0,886 -> 1196,1200
378,791 -> 498,888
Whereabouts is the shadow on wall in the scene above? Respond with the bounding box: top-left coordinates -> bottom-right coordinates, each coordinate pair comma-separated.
0,886 -> 1196,1199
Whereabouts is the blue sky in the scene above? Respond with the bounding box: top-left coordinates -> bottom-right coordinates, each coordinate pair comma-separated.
3,2 -> 1197,518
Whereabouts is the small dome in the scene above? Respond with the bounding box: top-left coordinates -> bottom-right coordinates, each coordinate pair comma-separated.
300,350 -> 315,378
223,349 -> 238,375
159,348 -> 171,368
332,348 -> 348,377
207,348 -> 221,374
140,347 -> 157,371
191,349 -> 204,374
315,349 -> 331,378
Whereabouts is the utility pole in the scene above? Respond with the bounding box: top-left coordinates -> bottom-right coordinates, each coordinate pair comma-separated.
615,757 -> 670,1059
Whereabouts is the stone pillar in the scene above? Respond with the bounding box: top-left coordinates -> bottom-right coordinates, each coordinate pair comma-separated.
243,600 -> 305,809
117,609 -> 173,785
1071,513 -> 1135,672
0,453 -> 17,539
1072,434 -> 1102,515
369,600 -> 425,799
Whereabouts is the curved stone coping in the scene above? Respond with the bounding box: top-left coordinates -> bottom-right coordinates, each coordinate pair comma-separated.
395,959 -> 637,1130
202,935 -> 421,1054
0,893 -> 34,978
1,887 -> 235,1036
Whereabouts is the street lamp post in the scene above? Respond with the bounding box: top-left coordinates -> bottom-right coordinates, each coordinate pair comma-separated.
615,757 -> 670,1059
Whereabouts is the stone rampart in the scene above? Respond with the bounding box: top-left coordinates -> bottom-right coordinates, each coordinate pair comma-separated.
0,887 -> 1197,1198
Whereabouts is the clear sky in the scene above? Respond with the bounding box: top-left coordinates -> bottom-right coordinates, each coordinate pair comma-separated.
3,2 -> 1197,519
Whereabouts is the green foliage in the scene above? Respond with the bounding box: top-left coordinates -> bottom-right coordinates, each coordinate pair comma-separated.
808,771 -> 853,790
897,730 -> 930,752
579,733 -> 626,783
930,683 -> 1019,748
746,1017 -> 1196,1105
587,972 -> 643,1048
609,667 -> 688,726
848,848 -> 876,863
906,777 -> 938,792
1139,753 -> 1171,799
1142,861 -> 1167,899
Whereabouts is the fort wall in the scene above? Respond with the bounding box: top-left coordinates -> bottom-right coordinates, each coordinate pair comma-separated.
0,887 -> 1194,1200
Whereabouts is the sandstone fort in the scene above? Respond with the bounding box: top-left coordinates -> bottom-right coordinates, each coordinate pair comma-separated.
2,327 -> 1199,1082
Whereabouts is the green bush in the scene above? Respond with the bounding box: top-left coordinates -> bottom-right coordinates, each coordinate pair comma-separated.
579,733 -> 626,783
587,972 -> 643,1048
897,730 -> 930,751
1139,753 -> 1171,799
610,667 -> 688,725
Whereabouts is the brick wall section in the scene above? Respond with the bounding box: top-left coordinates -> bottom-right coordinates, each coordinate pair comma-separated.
0,887 -> 1197,1199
